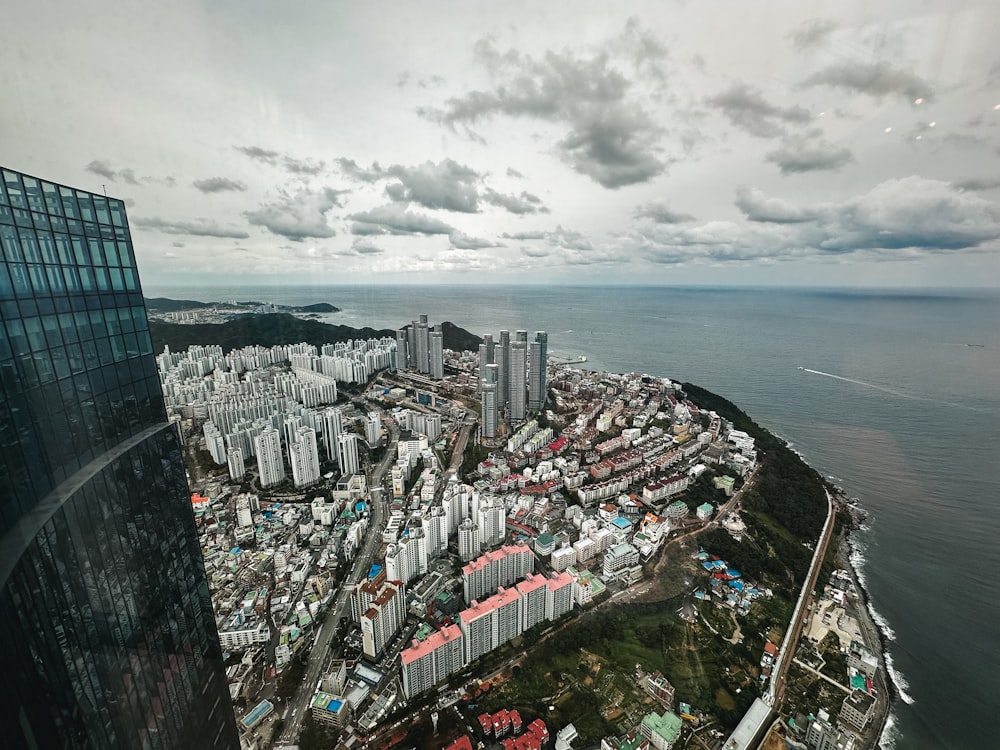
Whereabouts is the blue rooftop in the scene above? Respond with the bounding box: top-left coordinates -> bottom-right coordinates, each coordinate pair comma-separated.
612,517 -> 632,529
368,564 -> 382,579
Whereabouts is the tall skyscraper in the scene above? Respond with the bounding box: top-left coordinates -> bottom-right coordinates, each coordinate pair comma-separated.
509,339 -> 527,422
323,405 -> 344,463
289,425 -> 320,488
429,327 -> 444,379
337,432 -> 360,476
481,363 -> 498,438
227,446 -> 246,481
406,322 -> 417,371
254,426 -> 285,488
394,327 -> 408,371
496,329 -> 510,407
415,315 -> 429,373
528,330 -> 548,411
0,167 -> 239,748
478,333 -> 494,391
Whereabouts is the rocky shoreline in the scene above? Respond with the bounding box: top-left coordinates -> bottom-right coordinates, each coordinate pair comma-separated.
840,493 -> 895,748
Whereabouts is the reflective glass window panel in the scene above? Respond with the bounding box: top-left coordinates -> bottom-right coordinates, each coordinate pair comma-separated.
60,188 -> 81,219
38,231 -> 58,263
71,236 -> 88,265
88,309 -> 108,338
76,192 -> 96,223
18,229 -> 42,262
0,264 -> 12,298
41,181 -> 62,215
3,170 -> 26,208
103,240 -> 120,266
22,176 -> 44,211
46,265 -> 66,294
8,263 -> 30,295
31,211 -> 51,231
94,267 -> 110,291
1,225 -> 22,261
87,238 -> 105,266
53,233 -> 73,264
104,308 -> 121,335
62,266 -> 81,293
78,266 -> 95,291
109,200 -> 126,228
93,196 -> 111,225
27,264 -> 49,295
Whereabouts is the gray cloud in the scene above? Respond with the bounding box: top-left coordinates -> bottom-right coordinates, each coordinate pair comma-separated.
765,135 -> 853,173
84,160 -> 168,186
351,238 -> 384,255
133,216 -> 250,239
349,203 -> 455,236
953,177 -> 1000,192
171,241 -> 185,248
235,146 -> 325,175
337,157 -> 548,214
245,187 -> 345,240
506,167 -> 524,178
335,158 -> 385,182
789,19 -> 838,50
234,146 -> 279,164
735,186 -> 818,223
500,230 -> 548,241
633,199 -> 695,224
282,157 -> 325,176
521,247 -> 550,258
420,32 -> 666,188
85,160 -> 119,180
638,178 -> 1000,264
499,226 -> 591,250
193,176 -> 248,193
385,159 -> 481,212
86,160 -> 139,185
800,61 -> 934,101
706,83 -> 811,138
449,231 -> 501,250
817,177 -> 1000,252
483,188 -> 547,215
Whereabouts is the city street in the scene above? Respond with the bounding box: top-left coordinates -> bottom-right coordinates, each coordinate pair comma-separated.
278,424 -> 399,744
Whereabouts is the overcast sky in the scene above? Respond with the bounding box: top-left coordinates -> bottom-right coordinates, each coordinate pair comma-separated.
3,0 -> 1000,287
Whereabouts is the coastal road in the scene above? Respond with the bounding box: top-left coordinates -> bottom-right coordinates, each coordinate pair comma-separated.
278,425 -> 398,744
766,489 -> 836,708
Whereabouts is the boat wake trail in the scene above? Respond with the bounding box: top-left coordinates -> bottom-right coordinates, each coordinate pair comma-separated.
799,368 -> 918,400
799,368 -> 991,414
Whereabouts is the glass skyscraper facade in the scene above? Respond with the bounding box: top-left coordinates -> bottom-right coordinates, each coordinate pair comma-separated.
0,167 -> 240,749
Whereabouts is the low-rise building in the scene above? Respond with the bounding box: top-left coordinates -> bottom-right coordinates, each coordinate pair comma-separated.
639,710 -> 682,750
839,689 -> 876,731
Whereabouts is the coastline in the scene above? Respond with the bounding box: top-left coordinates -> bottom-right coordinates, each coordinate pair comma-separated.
840,495 -> 896,748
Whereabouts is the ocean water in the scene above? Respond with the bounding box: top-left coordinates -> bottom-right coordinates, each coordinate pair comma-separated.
146,283 -> 1000,749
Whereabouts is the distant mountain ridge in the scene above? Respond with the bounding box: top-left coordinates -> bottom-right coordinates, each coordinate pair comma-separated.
148,311 -> 483,354
144,297 -> 340,313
